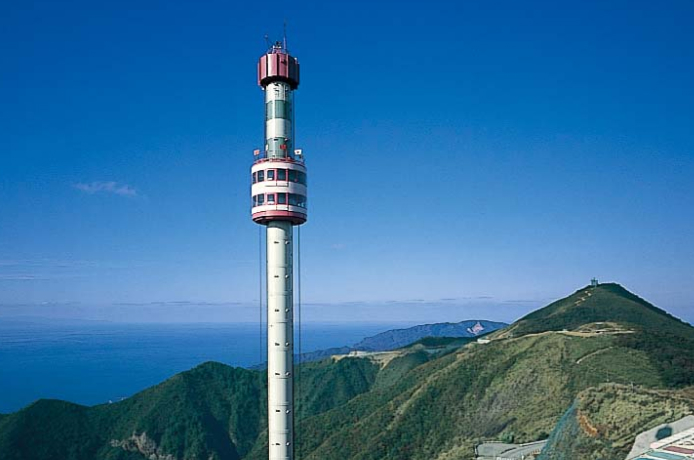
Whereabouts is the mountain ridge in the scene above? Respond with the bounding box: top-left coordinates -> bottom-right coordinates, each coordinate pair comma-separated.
497,282 -> 691,338
2,283 -> 693,460
294,319 -> 508,364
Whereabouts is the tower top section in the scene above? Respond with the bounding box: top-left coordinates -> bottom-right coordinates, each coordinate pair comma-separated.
258,41 -> 300,90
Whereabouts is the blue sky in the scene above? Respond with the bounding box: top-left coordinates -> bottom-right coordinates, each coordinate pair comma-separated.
1,0 -> 693,323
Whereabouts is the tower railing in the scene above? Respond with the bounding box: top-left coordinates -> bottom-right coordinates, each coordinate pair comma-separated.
252,150 -> 305,163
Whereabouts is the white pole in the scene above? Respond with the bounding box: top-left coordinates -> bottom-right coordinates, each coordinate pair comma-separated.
267,220 -> 294,460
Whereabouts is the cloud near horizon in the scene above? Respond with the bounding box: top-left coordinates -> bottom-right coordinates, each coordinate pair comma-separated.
73,181 -> 137,197
0,274 -> 46,281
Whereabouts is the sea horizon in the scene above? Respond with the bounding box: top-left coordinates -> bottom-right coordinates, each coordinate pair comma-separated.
0,320 -> 407,414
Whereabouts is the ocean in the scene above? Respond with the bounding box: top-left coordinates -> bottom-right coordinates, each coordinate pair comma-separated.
0,320 -> 395,414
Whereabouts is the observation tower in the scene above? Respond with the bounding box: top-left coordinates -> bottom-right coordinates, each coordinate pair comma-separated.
251,40 -> 306,460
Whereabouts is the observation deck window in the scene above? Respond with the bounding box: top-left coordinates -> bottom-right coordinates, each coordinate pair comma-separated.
277,169 -> 287,181
257,170 -> 264,182
288,193 -> 306,208
255,192 -> 305,208
288,170 -> 297,182
267,170 -> 275,181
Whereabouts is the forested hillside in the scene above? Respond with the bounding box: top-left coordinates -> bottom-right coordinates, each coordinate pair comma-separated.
2,283 -> 693,460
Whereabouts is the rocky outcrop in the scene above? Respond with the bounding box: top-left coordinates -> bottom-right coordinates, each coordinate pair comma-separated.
111,432 -> 176,460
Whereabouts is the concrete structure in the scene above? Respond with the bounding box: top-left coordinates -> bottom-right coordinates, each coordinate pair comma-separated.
251,40 -> 306,460
626,416 -> 694,460
476,440 -> 547,460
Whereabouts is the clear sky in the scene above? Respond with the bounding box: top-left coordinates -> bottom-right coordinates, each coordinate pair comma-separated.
1,0 -> 693,324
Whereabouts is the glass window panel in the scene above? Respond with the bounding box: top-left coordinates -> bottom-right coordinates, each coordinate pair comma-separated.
278,193 -> 287,204
289,170 -> 298,182
267,194 -> 275,204
258,170 -> 264,182
252,172 -> 256,184
267,170 -> 275,180
258,194 -> 265,205
278,169 -> 287,181
264,100 -> 289,119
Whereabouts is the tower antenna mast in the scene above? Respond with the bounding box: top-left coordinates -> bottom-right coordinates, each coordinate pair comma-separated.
252,33 -> 305,460
283,20 -> 288,51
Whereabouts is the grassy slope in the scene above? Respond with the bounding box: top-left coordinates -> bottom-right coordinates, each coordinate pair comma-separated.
282,331 -> 663,459
497,283 -> 694,386
263,284 -> 694,459
539,385 -> 694,460
296,357 -> 380,418
499,283 -> 690,338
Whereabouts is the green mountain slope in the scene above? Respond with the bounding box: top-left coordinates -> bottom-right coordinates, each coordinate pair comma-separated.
538,384 -> 694,460
0,363 -> 263,460
250,283 -> 694,459
277,330 -> 663,459
496,283 -> 690,338
0,358 -> 379,460
2,283 -> 693,460
495,283 -> 694,386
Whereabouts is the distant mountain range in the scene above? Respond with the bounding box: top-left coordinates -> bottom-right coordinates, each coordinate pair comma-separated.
2,283 -> 694,460
295,319 -> 508,364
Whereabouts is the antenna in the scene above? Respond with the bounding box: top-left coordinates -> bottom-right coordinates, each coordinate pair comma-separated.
283,20 -> 288,51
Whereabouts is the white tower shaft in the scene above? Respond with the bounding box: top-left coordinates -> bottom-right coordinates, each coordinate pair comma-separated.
253,43 -> 304,460
267,220 -> 294,460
